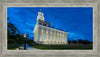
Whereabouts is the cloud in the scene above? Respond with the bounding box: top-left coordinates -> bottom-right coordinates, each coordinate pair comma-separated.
7,7 -> 93,41
68,32 -> 85,41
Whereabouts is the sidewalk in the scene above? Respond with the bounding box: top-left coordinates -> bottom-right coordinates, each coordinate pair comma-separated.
22,44 -> 39,50
16,44 -> 39,50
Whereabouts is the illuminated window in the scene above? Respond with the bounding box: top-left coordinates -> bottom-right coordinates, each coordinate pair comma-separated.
46,31 -> 48,34
42,23 -> 44,25
54,33 -> 56,35
50,32 -> 52,35
50,40 -> 52,44
46,39 -> 48,44
60,34 -> 62,36
57,33 -> 59,36
46,39 -> 48,41
63,34 -> 64,37
47,24 -> 48,26
41,30 -> 43,33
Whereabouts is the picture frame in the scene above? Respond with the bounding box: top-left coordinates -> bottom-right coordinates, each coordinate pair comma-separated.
0,0 -> 99,57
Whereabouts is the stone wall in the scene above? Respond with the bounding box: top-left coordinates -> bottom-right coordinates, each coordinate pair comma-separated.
37,25 -> 68,45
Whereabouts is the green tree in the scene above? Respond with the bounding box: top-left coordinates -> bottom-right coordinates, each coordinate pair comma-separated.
78,39 -> 83,44
71,40 -> 77,44
82,40 -> 90,45
7,17 -> 35,48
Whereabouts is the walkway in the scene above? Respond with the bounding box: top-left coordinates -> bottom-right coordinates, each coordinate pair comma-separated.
22,44 -> 38,50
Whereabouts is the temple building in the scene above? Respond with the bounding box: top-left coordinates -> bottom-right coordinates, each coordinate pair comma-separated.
33,9 -> 68,45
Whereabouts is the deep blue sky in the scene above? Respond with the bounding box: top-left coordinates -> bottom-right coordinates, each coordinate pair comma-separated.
7,7 -> 93,41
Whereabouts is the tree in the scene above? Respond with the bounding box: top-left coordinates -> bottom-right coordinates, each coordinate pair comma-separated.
82,40 -> 90,45
7,17 -> 36,48
78,39 -> 83,44
68,40 -> 77,44
8,22 -> 21,45
71,40 -> 77,44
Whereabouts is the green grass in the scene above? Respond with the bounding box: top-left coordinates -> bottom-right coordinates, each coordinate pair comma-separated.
8,47 -> 18,50
31,44 -> 93,50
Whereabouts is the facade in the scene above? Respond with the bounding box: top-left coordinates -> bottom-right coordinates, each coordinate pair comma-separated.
33,10 -> 68,45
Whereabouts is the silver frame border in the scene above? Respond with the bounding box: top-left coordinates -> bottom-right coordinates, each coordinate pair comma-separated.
0,0 -> 99,57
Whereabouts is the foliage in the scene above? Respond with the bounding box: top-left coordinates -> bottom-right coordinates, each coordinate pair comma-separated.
68,39 -> 92,45
31,44 -> 93,50
7,17 -> 34,48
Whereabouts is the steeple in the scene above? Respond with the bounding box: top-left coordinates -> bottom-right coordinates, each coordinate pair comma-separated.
37,9 -> 45,21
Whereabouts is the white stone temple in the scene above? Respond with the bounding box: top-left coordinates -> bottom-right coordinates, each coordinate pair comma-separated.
33,9 -> 68,45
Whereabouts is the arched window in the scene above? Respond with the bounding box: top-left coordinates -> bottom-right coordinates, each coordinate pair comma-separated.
46,24 -> 48,26
46,39 -> 48,44
42,23 -> 44,25
54,33 -> 56,35
50,32 -> 52,35
50,39 -> 52,44
63,34 -> 64,37
46,31 -> 48,34
57,33 -> 59,36
41,30 -> 43,33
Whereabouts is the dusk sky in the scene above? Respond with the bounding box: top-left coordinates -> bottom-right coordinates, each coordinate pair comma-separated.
7,7 -> 93,41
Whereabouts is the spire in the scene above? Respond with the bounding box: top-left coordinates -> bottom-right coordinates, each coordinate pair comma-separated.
37,9 -> 45,21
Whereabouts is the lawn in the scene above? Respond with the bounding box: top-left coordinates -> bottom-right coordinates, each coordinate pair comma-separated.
31,44 -> 93,50
8,47 -> 18,50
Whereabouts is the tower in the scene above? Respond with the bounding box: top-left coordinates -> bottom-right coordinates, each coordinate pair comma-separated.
33,9 -> 68,45
37,9 -> 45,21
